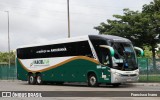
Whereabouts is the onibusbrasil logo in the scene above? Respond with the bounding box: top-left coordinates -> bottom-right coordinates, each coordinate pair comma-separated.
30,59 -> 50,67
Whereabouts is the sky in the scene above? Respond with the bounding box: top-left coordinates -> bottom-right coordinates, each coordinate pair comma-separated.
0,0 -> 153,51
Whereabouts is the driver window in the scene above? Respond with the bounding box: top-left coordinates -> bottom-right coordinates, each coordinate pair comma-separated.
100,47 -> 110,66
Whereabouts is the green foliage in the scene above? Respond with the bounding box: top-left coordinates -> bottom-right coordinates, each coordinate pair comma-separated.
157,50 -> 160,58
0,52 -> 15,65
157,50 -> 160,53
143,46 -> 152,58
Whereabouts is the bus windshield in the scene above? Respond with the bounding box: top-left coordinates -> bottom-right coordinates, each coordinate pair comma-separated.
111,42 -> 138,71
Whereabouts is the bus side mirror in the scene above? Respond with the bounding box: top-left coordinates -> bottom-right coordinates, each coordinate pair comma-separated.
99,45 -> 115,57
134,47 -> 144,56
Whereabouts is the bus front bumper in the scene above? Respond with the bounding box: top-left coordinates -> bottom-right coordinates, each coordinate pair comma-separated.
111,69 -> 139,83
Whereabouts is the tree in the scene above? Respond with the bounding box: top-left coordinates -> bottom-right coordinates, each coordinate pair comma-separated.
94,0 -> 160,70
94,9 -> 144,46
142,0 -> 160,69
0,51 -> 15,65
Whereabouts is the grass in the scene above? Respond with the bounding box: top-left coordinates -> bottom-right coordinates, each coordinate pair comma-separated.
139,75 -> 160,82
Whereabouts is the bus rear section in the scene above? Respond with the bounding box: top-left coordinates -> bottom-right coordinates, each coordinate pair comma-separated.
16,39 -> 104,86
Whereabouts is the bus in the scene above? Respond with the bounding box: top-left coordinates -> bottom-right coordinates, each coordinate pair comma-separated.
16,35 -> 143,87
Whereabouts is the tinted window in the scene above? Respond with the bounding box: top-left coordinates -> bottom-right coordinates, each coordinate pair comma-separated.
17,41 -> 93,59
89,39 -> 108,61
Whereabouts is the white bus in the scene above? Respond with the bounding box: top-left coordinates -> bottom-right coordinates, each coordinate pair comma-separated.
16,35 -> 143,87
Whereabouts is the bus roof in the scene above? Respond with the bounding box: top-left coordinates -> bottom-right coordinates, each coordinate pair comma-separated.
17,35 -> 89,49
89,35 -> 131,43
17,35 -> 131,49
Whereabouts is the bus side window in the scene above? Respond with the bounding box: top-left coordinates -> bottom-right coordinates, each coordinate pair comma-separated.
17,49 -> 21,59
76,41 -> 93,58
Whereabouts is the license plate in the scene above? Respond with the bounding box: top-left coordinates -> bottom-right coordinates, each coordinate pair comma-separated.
127,79 -> 132,81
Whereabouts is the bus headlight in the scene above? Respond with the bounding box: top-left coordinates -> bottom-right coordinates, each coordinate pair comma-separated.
114,72 -> 121,76
135,69 -> 139,74
135,69 -> 139,72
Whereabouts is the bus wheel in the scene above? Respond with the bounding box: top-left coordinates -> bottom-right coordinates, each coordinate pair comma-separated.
28,74 -> 36,85
36,74 -> 43,85
88,73 -> 99,87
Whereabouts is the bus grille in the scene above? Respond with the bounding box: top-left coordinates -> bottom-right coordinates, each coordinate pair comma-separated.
121,74 -> 137,77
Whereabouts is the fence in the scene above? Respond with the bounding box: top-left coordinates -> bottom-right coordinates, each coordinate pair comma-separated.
0,64 -> 16,80
138,58 -> 160,82
0,58 -> 160,82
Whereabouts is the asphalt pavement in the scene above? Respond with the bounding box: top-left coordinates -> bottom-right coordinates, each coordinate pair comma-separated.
0,80 -> 160,100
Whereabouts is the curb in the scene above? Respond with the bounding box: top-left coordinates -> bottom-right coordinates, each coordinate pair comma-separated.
129,83 -> 160,86
0,80 -> 20,82
0,80 -> 160,86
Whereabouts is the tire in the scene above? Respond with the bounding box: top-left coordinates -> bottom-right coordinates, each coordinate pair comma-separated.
88,73 -> 99,87
28,74 -> 36,85
36,74 -> 43,85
